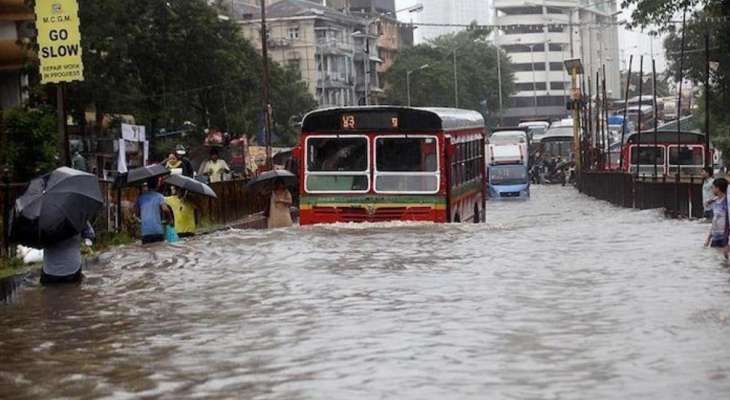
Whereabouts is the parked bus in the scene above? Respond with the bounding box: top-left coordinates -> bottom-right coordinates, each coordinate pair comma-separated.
295,107 -> 486,225
518,120 -> 550,142
618,105 -> 655,131
622,130 -> 707,176
540,125 -> 574,160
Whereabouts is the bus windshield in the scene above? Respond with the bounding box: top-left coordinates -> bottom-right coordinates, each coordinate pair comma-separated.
490,165 -> 528,186
669,146 -> 703,166
631,146 -> 665,165
375,136 -> 439,193
306,137 -> 369,192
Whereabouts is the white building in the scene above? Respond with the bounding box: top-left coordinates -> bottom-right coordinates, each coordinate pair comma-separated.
414,0 -> 491,43
494,0 -> 621,124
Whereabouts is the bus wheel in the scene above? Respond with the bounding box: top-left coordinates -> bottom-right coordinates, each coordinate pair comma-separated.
473,203 -> 480,223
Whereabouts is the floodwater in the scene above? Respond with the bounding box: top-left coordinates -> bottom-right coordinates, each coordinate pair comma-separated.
2,186 -> 730,399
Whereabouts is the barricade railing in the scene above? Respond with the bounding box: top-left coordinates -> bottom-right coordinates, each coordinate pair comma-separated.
580,172 -> 703,218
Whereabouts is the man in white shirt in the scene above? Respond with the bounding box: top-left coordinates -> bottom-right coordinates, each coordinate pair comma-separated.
199,148 -> 230,183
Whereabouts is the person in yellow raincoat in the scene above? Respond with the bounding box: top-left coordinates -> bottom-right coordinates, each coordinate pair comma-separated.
165,188 -> 198,237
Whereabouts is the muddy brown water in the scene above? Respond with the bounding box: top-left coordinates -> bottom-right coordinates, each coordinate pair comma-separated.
1,186 -> 730,399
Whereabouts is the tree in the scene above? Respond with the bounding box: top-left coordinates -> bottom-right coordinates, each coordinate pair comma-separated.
383,27 -> 515,122
2,107 -> 58,182
56,0 -> 315,153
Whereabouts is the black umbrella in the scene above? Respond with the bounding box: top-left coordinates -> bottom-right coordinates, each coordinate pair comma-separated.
125,164 -> 170,186
165,174 -> 217,198
11,167 -> 103,248
247,169 -> 297,194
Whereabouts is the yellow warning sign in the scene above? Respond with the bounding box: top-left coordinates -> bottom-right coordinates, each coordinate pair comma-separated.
35,0 -> 84,84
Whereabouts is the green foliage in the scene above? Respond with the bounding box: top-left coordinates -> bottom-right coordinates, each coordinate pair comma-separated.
383,28 -> 515,119
2,107 -> 58,181
0,257 -> 26,279
62,0 -> 314,149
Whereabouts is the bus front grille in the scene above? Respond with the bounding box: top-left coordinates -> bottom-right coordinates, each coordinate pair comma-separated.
311,206 -> 434,222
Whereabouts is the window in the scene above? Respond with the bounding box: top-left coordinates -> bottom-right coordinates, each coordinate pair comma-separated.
630,146 -> 665,165
489,165 -> 528,185
513,63 -> 546,72
668,146 -> 703,166
375,136 -> 439,193
550,82 -> 566,90
305,136 -> 369,193
451,138 -> 483,188
549,62 -> 564,71
287,27 -> 300,40
548,25 -> 565,33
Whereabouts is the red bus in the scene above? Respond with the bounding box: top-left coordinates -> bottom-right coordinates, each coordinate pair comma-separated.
294,107 -> 486,225
621,130 -> 708,176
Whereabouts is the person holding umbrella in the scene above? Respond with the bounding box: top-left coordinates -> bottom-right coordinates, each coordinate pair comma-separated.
135,178 -> 172,244
248,169 -> 297,229
42,222 -> 95,284
268,178 -> 293,229
163,173 -> 217,237
165,188 -> 199,238
10,167 -> 104,285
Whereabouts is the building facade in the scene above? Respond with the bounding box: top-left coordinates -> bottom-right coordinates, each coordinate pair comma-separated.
238,0 -> 380,107
494,0 -> 621,124
0,0 -> 34,110
413,0 -> 491,43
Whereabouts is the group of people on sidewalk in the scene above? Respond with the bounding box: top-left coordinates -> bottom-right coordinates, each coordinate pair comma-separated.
702,167 -> 730,253
164,146 -> 231,183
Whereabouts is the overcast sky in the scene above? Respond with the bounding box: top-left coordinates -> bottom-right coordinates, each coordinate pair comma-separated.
394,0 -> 667,72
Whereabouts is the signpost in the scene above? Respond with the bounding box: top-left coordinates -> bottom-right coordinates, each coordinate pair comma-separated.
564,59 -> 584,178
34,0 -> 84,166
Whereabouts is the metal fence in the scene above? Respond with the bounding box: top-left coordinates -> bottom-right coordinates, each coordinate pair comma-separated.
1,178 -> 268,256
579,172 -> 703,218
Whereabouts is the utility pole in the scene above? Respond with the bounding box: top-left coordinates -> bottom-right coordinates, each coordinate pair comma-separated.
260,0 -> 273,170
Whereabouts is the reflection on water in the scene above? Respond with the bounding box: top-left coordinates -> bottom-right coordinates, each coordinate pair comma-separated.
2,186 -> 730,399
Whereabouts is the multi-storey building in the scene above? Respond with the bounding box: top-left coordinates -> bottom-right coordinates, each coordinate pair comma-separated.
413,0 -> 491,43
238,0 -> 380,107
323,0 -> 413,102
494,0 -> 621,124
0,0 -> 34,110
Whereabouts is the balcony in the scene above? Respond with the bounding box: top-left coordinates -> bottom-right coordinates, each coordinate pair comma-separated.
0,0 -> 34,21
0,40 -> 34,70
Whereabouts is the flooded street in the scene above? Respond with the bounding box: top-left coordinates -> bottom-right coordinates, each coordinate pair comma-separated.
2,186 -> 730,399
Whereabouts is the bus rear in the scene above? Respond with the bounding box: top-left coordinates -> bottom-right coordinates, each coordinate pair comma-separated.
295,107 -> 485,225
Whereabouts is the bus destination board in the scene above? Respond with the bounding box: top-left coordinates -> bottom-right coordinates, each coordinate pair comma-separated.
341,112 -> 399,130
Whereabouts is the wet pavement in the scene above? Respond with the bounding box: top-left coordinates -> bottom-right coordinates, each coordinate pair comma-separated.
1,186 -> 730,399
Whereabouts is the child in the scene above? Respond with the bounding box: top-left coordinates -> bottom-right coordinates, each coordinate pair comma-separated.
705,178 -> 728,249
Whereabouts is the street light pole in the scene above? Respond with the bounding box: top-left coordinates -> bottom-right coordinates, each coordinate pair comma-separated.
407,70 -> 412,107
260,0 -> 272,170
530,44 -> 537,116
407,64 -> 430,107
